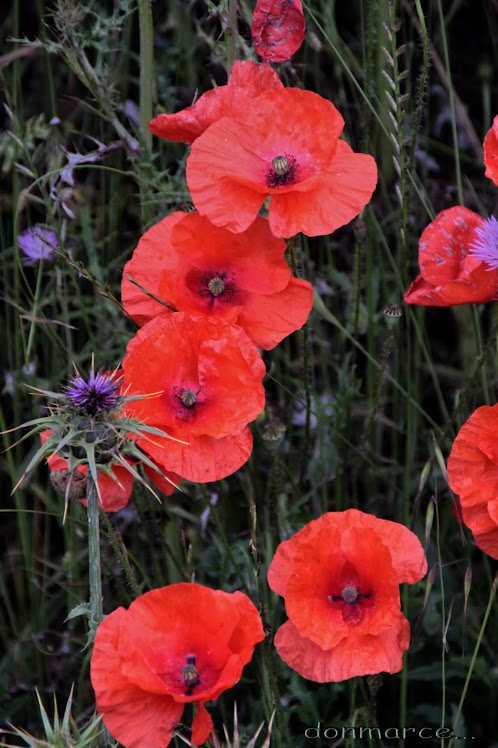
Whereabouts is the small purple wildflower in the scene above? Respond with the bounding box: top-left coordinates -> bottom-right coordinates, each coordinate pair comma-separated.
468,216 -> 498,271
66,370 -> 121,415
18,226 -> 58,266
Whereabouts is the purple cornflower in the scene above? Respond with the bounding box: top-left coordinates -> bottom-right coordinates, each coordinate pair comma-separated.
66,370 -> 122,415
18,226 -> 58,266
468,216 -> 498,271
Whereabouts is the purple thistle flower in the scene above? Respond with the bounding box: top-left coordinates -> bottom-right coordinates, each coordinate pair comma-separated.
468,216 -> 498,271
66,370 -> 121,415
18,226 -> 58,266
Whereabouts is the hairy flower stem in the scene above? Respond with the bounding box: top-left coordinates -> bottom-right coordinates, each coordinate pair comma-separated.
352,325 -> 395,507
138,0 -> 153,152
288,237 -> 312,482
227,0 -> 238,71
87,476 -> 103,633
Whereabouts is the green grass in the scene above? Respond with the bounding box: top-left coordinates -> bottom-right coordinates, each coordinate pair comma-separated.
1,1 -> 498,747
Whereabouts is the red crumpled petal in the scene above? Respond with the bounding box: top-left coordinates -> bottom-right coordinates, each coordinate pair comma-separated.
273,614 -> 410,682
148,61 -> 283,144
484,114 -> 498,187
140,428 -> 254,484
447,404 -> 498,559
403,206 -> 498,306
252,0 -> 306,63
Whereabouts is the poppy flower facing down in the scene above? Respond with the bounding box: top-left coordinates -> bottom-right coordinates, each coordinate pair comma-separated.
267,509 -> 427,682
40,430 -> 180,511
90,583 -> 265,748
484,114 -> 498,187
40,430 -> 135,512
252,0 -> 306,63
403,206 -> 498,306
148,60 -> 283,145
122,211 -> 313,350
122,313 -> 266,482
186,87 -> 378,238
447,404 -> 498,559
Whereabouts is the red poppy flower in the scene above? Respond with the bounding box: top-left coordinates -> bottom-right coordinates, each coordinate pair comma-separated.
267,509 -> 427,682
148,60 -> 283,145
90,583 -> 265,748
403,206 -> 498,306
122,312 -> 266,483
121,211 -> 313,350
447,404 -> 498,559
484,114 -> 498,187
252,0 -> 306,63
186,87 -> 378,239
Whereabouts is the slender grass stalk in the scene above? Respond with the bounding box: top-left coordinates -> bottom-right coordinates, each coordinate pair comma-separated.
447,573 -> 498,748
227,0 -> 238,71
86,477 -> 103,632
138,0 -> 154,152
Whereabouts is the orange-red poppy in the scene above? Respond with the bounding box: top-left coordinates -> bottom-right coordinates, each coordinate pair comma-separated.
122,211 -> 313,350
252,0 -> 306,63
122,312 -> 266,482
447,404 -> 498,559
148,60 -> 283,145
90,583 -> 265,748
186,87 -> 377,239
267,509 -> 427,682
484,114 -> 498,187
403,206 -> 498,306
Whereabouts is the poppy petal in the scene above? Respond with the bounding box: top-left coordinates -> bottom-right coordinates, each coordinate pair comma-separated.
484,114 -> 498,187
140,428 -> 254,483
191,703 -> 213,744
252,0 -> 306,63
273,615 -> 410,682
237,275 -> 313,349
447,404 -> 498,558
148,61 -> 282,144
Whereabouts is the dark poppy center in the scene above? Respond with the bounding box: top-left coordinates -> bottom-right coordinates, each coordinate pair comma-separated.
172,385 -> 203,421
265,153 -> 299,188
190,269 -> 237,306
329,585 -> 372,625
182,653 -> 199,695
341,585 -> 358,603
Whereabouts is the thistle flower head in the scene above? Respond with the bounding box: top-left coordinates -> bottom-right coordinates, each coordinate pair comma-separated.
468,215 -> 498,270
65,369 -> 122,415
10,358 -> 181,507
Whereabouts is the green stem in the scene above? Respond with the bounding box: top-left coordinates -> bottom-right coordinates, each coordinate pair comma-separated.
138,0 -> 154,152
227,0 -> 238,72
447,573 -> 498,748
87,477 -> 103,632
